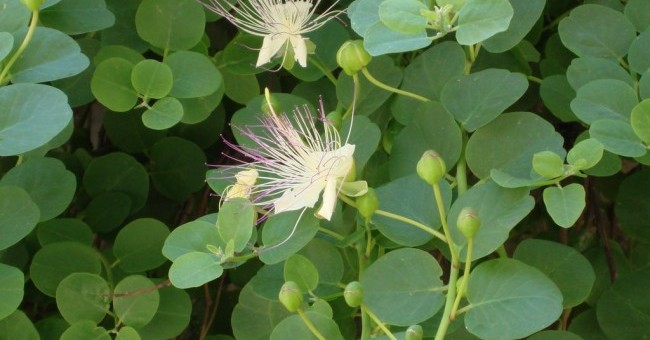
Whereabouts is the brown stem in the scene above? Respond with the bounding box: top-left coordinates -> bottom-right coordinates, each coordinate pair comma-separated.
110,280 -> 171,298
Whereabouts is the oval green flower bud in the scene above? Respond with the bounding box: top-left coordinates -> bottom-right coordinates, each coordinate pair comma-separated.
278,281 -> 303,312
457,207 -> 480,239
405,324 -> 424,340
416,150 -> 446,185
343,281 -> 363,307
356,188 -> 379,220
20,0 -> 44,11
336,40 -> 372,76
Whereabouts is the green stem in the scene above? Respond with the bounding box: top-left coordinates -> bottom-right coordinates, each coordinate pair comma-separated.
364,218 -> 373,258
433,183 -> 458,258
308,55 -> 337,85
318,227 -> 345,241
360,67 -> 431,102
342,73 -> 360,120
496,245 -> 509,258
226,251 -> 258,263
456,157 -> 468,196
297,308 -> 325,340
363,305 -> 397,340
356,221 -> 371,340
451,238 -> 473,319
0,9 -> 39,85
527,75 -> 543,84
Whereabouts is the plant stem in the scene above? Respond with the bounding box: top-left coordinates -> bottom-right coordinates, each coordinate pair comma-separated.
527,75 -> 543,84
496,245 -> 509,258
308,55 -> 337,85
363,305 -> 397,340
451,238 -> 473,319
0,9 -> 39,85
343,73 -> 360,120
361,67 -> 431,102
356,224 -> 371,340
297,308 -> 326,340
318,227 -> 345,241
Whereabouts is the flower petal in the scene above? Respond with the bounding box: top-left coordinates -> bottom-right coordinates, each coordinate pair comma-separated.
274,179 -> 325,213
256,34 -> 288,67
316,178 -> 338,220
289,35 -> 308,67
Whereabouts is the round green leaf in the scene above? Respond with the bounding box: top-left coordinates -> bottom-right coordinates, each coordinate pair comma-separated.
131,60 -> 173,99
483,0 -> 545,53
566,57 -> 634,91
142,97 -> 184,130
284,254 -> 319,293
0,157 -> 76,221
30,241 -> 102,296
625,0 -> 650,32
216,198 -> 255,253
37,218 -> 93,246
149,137 -> 206,200
55,273 -> 110,324
465,258 -> 563,339
0,83 -> 72,156
631,99 -> 650,144
567,138 -> 605,170
558,4 -> 636,59
135,0 -> 205,51
113,275 -> 160,327
162,220 -> 226,261
232,285 -> 291,340
361,248 -> 444,326
528,330 -> 584,340
60,320 -> 110,340
83,152 -> 149,212
103,110 -> 165,153
378,0 -> 427,34
40,0 -> 115,35
91,58 -> 138,112
0,186 -> 39,251
627,29 -> 650,75
9,26 -> 89,83
168,252 -> 223,289
94,45 -> 145,65
0,263 -> 24,320
571,79 -> 638,124
34,316 -> 69,340
298,239 -> 344,296
116,327 -> 140,340
83,192 -> 132,233
543,184 -> 586,228
270,311 -> 344,340
165,50 -> 223,98
259,209 -> 320,265
222,69 -> 259,104
568,309 -> 607,340
540,75 -> 578,122
466,112 -> 565,179
616,169 -> 650,242
0,0 -> 29,33
0,310 -> 39,340
514,239 -> 595,308
288,20 -> 349,82
363,22 -> 431,56
374,175 -> 451,246
113,218 -> 170,273
441,68 -> 528,131
178,84 -> 225,124
101,0 -> 148,51
134,285 -> 191,340
597,269 -> 650,340
456,0 -> 514,45
0,32 -> 13,63
589,119 -> 646,157
532,151 -> 565,179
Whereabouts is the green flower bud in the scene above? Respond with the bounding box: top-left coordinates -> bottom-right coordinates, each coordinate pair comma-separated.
356,188 -> 379,220
457,207 -> 480,239
416,150 -> 446,185
405,324 -> 424,340
336,40 -> 372,76
326,110 -> 343,130
20,0 -> 43,11
343,281 -> 363,307
278,281 -> 303,312
344,160 -> 357,183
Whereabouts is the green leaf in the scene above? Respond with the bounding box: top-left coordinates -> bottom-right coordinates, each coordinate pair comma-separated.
465,258 -> 563,339
168,252 -> 223,289
374,175 -> 451,246
259,209 -> 320,265
616,169 -> 650,242
115,327 -> 140,340
60,321 -> 110,340
178,85 -> 225,124
532,151 -> 565,179
558,4 -> 636,59
483,0 -> 545,53
30,241 -> 102,297
40,0 -> 115,35
540,75 -> 578,122
340,115 -> 381,176
113,218 -> 170,273
142,97 -> 184,130
597,269 -> 650,340
218,33 -> 269,75
83,192 -> 132,233
222,68 -> 259,104
466,112 -> 565,179
589,119 -> 646,157
624,0 -> 650,32
566,57 -> 634,90
448,181 -> 534,260
0,0 -> 29,33
571,79 -> 638,124
0,263 -> 24,320
135,0 -> 205,51
568,309 -> 608,340
162,220 -> 225,261
83,152 -> 150,212
232,285 -> 291,340
456,0 -> 514,45
378,0 -> 427,35
514,239 -> 595,308
95,45 -> 144,65
131,60 -> 173,99
631,99 -> 650,144
55,273 -> 110,324
113,275 -> 160,327
543,184 -> 586,228
103,110 -> 165,153
9,27 -> 89,83
441,68 -> 528,131
102,0 -> 148,51
348,0 -> 380,37
0,83 -> 72,156
0,157 -> 76,221
165,50 -> 223,98
0,311 -> 39,340
216,198 -> 255,253
37,218 -> 94,246
0,186 -> 39,251
91,58 -> 138,112
134,285 -> 191,340
567,138 -> 604,170
0,32 -> 13,63
528,330 -> 584,340
298,239 -> 344,296
270,312 -> 344,340
364,22 -> 432,56
149,137 -> 206,200
361,248 -> 444,326
284,254 -> 319,293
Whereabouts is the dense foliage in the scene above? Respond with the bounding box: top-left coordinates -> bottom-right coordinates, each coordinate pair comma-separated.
0,0 -> 649,339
